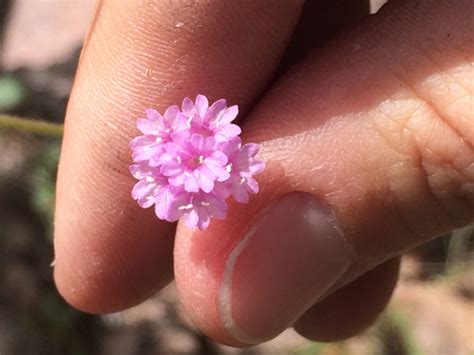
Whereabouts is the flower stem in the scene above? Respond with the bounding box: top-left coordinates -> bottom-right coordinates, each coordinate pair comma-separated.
0,114 -> 64,138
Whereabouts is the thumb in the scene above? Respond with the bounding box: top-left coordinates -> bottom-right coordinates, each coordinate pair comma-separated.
175,0 -> 473,346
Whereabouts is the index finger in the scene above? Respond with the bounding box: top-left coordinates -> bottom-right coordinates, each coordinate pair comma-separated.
53,0 -> 304,313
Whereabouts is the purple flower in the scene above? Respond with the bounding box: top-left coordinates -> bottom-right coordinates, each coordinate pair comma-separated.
129,94 -> 264,230
225,140 -> 265,203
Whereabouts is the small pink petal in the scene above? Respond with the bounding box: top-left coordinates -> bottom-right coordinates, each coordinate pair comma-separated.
206,99 -> 227,122
232,184 -> 249,203
220,137 -> 241,156
183,209 -> 199,228
190,133 -> 204,150
154,188 -> 173,220
132,180 -> 154,200
194,167 -> 214,193
161,161 -> 184,177
132,145 -> 163,162
172,112 -> 189,131
207,150 -> 228,166
249,161 -> 265,174
181,97 -> 195,116
150,151 -> 174,167
212,182 -> 231,199
204,160 -> 230,182
241,143 -> 260,157
245,177 -> 259,193
205,195 -> 227,219
218,123 -> 241,138
137,118 -> 163,136
129,164 -> 146,178
217,105 -> 238,125
129,135 -> 154,149
184,175 -> 200,192
146,109 -> 165,126
164,105 -> 180,121
169,173 -> 186,187
196,209 -> 211,230
166,192 -> 190,221
171,129 -> 190,144
195,95 -> 209,118
203,136 -> 217,150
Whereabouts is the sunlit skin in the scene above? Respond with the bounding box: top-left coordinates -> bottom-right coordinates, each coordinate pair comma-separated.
54,0 -> 473,347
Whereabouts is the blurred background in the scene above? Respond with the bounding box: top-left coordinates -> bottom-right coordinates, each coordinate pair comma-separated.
0,1 -> 472,354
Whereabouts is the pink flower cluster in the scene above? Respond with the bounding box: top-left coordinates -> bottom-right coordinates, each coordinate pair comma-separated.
129,95 -> 264,230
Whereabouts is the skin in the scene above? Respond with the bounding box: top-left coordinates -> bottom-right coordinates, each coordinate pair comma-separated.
54,0 -> 473,347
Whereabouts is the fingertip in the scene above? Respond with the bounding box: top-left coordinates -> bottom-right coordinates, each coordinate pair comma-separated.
53,209 -> 175,314
54,251 -> 174,315
174,222 -> 244,346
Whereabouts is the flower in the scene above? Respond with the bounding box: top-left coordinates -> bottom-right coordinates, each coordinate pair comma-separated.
129,94 -> 265,230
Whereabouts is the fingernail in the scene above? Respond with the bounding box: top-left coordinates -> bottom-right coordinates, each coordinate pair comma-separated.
218,192 -> 354,344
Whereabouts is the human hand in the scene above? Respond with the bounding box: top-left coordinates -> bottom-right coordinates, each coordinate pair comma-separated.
54,0 -> 474,346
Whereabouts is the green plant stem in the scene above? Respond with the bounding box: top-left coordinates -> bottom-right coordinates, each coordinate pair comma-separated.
446,225 -> 473,273
0,114 -> 64,138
